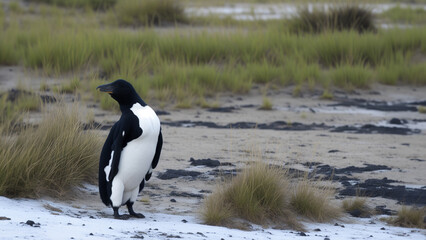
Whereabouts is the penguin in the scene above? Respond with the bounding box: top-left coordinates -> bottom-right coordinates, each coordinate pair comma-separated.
97,79 -> 163,219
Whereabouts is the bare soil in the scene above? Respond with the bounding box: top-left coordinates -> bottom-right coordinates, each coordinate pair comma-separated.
1,66 -> 425,218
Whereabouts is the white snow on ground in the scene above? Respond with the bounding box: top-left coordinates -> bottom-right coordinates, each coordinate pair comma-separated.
0,196 -> 425,240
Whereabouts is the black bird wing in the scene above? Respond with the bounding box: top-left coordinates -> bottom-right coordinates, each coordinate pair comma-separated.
144,130 -> 163,183
99,122 -> 118,206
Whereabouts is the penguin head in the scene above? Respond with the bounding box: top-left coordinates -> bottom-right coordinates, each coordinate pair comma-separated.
97,79 -> 143,106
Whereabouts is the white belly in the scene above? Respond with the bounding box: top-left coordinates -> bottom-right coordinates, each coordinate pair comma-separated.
114,103 -> 160,192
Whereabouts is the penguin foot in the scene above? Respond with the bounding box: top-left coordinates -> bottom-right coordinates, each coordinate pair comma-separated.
114,214 -> 130,220
126,202 -> 145,218
130,212 -> 145,218
113,207 -> 130,220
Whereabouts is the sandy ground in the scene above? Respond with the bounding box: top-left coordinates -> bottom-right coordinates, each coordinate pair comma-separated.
0,66 -> 425,225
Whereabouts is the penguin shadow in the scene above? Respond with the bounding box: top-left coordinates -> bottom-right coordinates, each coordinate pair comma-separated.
97,211 -> 143,220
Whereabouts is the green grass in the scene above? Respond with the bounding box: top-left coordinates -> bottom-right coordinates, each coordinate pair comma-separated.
25,0 -> 116,10
259,97 -> 273,110
1,3 -> 426,107
113,0 -> 187,26
289,5 -> 376,34
381,6 -> 426,24
418,106 -> 426,114
329,64 -> 372,90
0,106 -> 102,197
55,78 -> 81,94
201,161 -> 341,230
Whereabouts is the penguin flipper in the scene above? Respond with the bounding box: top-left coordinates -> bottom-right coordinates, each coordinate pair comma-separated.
152,130 -> 163,169
144,130 -> 163,182
99,123 -> 118,206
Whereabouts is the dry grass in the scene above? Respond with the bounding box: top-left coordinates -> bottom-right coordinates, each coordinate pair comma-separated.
259,97 -> 273,110
290,5 -> 376,34
342,197 -> 371,218
290,178 -> 341,222
0,105 -> 102,198
417,106 -> 426,114
201,161 -> 341,230
385,206 -> 426,229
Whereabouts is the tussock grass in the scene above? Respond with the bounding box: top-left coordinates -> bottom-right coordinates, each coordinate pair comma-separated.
418,106 -> 426,114
330,64 -> 372,90
26,0 -> 116,10
259,97 -> 273,110
113,0 -> 187,26
201,161 -> 341,230
385,206 -> 426,229
290,178 -> 341,222
342,197 -> 371,218
381,6 -> 426,24
290,5 -> 376,34
1,3 -> 426,107
0,106 -> 102,198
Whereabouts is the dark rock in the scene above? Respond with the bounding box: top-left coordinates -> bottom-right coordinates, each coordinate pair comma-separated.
181,219 -> 187,223
375,206 -> 396,216
380,227 -> 386,230
331,98 -> 419,112
197,232 -> 207,237
209,169 -> 240,177
189,158 -> 220,168
331,124 -> 420,135
170,191 -> 203,199
348,209 -> 363,218
131,234 -> 144,239
313,228 -> 321,232
40,95 -> 57,103
25,220 -> 40,227
155,110 -> 170,116
339,178 -> 426,205
170,199 -> 176,203
298,232 -> 307,236
315,164 -> 391,177
162,120 -> 330,131
328,149 -> 340,153
410,158 -> 426,162
208,107 -> 239,113
157,169 -> 202,180
389,118 -> 407,125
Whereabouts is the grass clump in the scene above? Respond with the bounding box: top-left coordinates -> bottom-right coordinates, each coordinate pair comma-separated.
290,179 -> 341,222
385,206 -> 425,229
0,106 -> 102,197
290,5 -> 376,34
113,0 -> 187,27
202,161 -> 341,230
202,161 -> 301,230
259,97 -> 273,110
342,197 -> 371,218
418,106 -> 426,114
55,78 -> 81,94
330,64 -> 372,90
381,6 -> 426,24
25,0 -> 116,10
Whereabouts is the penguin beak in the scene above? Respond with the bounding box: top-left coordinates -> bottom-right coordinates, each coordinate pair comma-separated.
96,83 -> 114,94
